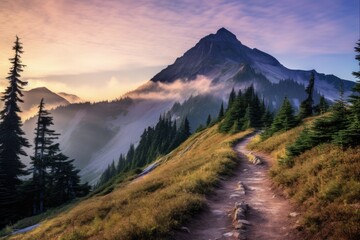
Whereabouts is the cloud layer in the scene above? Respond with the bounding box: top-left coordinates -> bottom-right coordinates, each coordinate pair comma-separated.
126,76 -> 227,101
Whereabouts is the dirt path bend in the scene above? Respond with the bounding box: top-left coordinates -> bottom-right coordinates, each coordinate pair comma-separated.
174,134 -> 302,240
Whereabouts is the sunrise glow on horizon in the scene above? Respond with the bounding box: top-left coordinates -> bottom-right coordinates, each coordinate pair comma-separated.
0,0 -> 358,101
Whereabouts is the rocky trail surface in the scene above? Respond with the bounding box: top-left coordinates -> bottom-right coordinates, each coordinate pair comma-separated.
174,134 -> 302,240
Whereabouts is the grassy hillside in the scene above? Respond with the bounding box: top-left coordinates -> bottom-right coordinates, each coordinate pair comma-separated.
248,119 -> 360,240
9,126 -> 251,240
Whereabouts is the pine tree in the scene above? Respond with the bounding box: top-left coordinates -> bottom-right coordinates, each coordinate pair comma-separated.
299,72 -> 315,119
314,95 -> 329,115
286,127 -> 316,160
347,40 -> 360,128
127,144 -> 135,168
99,165 -> 111,186
48,149 -> 81,206
269,97 -> 297,134
206,114 -> 212,126
30,99 -> 88,210
220,86 -> 272,133
242,104 -> 252,130
30,99 -> 59,214
217,102 -> 224,120
219,90 -> 244,132
0,177 -> 13,227
249,94 -> 262,128
227,88 -> 236,111
116,154 -> 126,173
109,161 -> 116,178
179,117 -> 191,139
261,109 -> 273,129
0,36 -> 30,222
333,40 -> 360,147
169,117 -> 190,150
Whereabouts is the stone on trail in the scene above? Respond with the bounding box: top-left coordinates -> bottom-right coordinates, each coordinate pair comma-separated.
289,212 -> 300,217
230,194 -> 241,199
223,231 -> 233,237
235,222 -> 246,230
212,209 -> 226,216
180,226 -> 190,233
237,219 -> 252,225
234,208 -> 246,221
235,201 -> 248,211
233,201 -> 248,222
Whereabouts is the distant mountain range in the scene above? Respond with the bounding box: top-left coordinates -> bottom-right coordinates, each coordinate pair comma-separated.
57,92 -> 83,103
22,28 -> 355,184
0,87 -> 81,120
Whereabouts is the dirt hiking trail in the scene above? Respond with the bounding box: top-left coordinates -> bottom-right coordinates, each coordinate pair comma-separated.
174,134 -> 302,240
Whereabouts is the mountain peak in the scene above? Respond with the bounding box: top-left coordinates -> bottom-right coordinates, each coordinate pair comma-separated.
28,87 -> 51,92
216,27 -> 233,36
212,27 -> 240,43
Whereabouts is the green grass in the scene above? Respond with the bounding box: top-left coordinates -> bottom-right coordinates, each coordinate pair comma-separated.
249,117 -> 360,240
9,126 -> 252,240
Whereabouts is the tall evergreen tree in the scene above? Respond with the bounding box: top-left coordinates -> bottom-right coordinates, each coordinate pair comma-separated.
116,154 -> 126,173
30,99 -> 89,211
0,36 -> 29,222
334,40 -> 360,147
47,148 -> 82,207
217,102 -> 224,120
348,40 -> 360,124
127,144 -> 135,168
30,99 -> 58,214
314,95 -> 329,115
268,97 -> 297,134
261,106 -> 274,129
206,114 -> 212,126
219,90 -> 244,132
287,81 -> 350,158
299,71 -> 315,119
177,117 -> 191,141
227,88 -> 236,111
0,178 -> 13,227
220,86 -> 272,133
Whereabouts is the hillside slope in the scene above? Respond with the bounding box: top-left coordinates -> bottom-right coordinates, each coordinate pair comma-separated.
248,119 -> 360,240
10,126 -> 252,240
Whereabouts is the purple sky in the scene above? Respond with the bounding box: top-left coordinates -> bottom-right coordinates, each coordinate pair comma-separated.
0,0 -> 358,101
